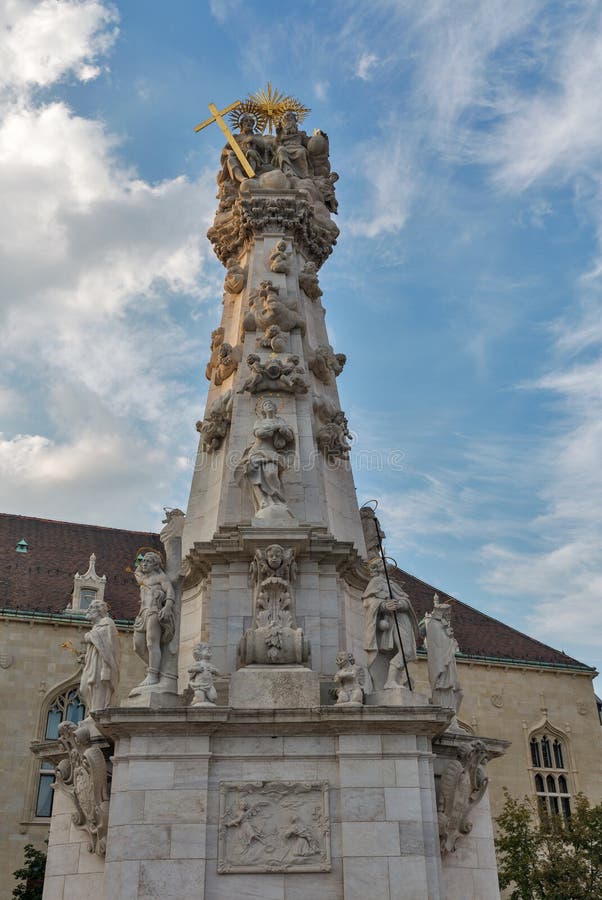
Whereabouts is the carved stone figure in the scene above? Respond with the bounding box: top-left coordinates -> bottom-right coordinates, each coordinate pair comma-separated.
242,280 -> 306,337
437,740 -> 489,854
256,324 -> 288,353
307,129 -> 332,176
360,506 -> 386,560
307,344 -> 346,384
269,239 -> 291,274
131,551 -> 175,689
79,599 -> 120,713
298,260 -> 322,301
333,651 -> 364,707
238,353 -> 308,395
314,397 -> 352,459
196,389 -> 233,451
224,257 -> 246,294
425,594 -> 463,719
53,722 -> 109,856
234,398 -> 296,523
218,781 -> 330,873
274,111 -> 311,179
363,558 -> 419,691
239,544 -> 309,666
218,112 -> 265,188
188,642 -> 220,706
205,327 -> 242,385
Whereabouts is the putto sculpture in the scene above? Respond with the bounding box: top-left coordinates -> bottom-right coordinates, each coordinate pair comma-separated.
269,239 -> 291,274
307,344 -> 346,384
314,397 -> 352,460
333,651 -> 364,707
224,257 -> 246,294
238,544 -> 309,666
362,558 -> 419,692
196,389 -> 233,452
188,642 -> 220,707
238,353 -> 308,395
298,260 -> 322,301
131,551 -> 175,690
205,327 -> 242,385
79,598 -> 120,713
242,280 -> 306,338
53,722 -> 110,856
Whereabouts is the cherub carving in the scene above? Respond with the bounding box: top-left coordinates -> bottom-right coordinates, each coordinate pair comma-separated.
224,257 -> 246,294
314,397 -> 352,459
238,353 -> 308,395
333,651 -> 365,707
205,327 -> 242,385
269,239 -> 291,274
188,642 -> 220,707
242,280 -> 305,336
307,344 -> 346,384
196,390 -> 233,452
298,260 -> 322,301
256,324 -> 288,353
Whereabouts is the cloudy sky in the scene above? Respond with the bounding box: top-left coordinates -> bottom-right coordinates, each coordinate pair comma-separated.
1,0 -> 601,678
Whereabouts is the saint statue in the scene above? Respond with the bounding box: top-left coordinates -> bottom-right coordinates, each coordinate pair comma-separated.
274,110 -> 311,179
425,594 -> 463,718
218,112 -> 265,186
79,599 -> 120,712
132,551 -> 175,688
363,558 -> 419,691
235,397 -> 295,521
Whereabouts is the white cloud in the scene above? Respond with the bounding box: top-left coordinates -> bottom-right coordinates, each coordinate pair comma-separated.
0,0 -> 118,94
208,0 -> 241,26
0,0 -> 220,528
355,52 -> 378,81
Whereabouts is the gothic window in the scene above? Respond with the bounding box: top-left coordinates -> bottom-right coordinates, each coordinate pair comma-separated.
34,686 -> 86,818
530,729 -> 571,819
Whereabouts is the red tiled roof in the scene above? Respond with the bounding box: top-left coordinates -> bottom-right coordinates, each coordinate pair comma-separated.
0,512 -> 592,670
392,568 -> 592,671
0,513 -> 161,620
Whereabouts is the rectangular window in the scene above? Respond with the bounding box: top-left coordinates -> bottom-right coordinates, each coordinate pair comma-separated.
35,764 -> 55,817
79,589 -> 97,610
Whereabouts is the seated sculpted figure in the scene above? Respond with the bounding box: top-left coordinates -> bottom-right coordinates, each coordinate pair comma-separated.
218,112 -> 265,187
274,110 -> 312,179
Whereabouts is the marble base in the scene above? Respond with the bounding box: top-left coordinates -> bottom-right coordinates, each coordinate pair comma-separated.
121,688 -> 183,709
228,665 -> 320,709
366,687 -> 431,708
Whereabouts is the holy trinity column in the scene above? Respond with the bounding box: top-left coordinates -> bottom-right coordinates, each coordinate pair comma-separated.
180,87 -> 369,685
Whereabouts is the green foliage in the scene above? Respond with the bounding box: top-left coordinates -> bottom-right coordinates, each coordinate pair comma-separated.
12,844 -> 46,900
496,791 -> 602,899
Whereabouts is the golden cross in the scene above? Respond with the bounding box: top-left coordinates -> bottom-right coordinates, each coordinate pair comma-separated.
193,100 -> 255,178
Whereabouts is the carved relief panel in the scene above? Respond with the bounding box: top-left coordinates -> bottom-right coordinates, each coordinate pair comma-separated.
218,781 -> 331,874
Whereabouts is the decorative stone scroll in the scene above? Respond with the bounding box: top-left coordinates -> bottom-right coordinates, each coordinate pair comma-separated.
238,353 -> 308,395
437,740 -> 489,854
196,389 -> 233,452
307,344 -> 346,384
218,781 -> 331,874
238,544 -> 309,666
53,722 -> 110,856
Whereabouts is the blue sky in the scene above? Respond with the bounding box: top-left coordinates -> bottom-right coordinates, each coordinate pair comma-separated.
1,0 -> 602,680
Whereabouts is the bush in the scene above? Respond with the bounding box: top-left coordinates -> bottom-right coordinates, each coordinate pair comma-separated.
12,844 -> 46,900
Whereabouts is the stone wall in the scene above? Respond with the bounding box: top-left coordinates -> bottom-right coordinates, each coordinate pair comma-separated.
0,615 -> 145,900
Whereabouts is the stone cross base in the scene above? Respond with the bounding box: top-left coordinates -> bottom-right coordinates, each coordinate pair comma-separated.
42,706 -> 502,900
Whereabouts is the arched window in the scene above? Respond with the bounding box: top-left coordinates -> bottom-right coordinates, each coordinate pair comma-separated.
530,728 -> 571,820
34,685 -> 86,818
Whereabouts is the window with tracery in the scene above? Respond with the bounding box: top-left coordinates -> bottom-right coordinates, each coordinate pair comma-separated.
34,686 -> 86,818
530,732 -> 571,819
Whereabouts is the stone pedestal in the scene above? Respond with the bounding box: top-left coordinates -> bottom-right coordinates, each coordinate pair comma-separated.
229,666 -> 320,709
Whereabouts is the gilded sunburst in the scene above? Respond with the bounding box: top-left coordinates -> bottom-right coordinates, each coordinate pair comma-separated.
228,82 -> 310,134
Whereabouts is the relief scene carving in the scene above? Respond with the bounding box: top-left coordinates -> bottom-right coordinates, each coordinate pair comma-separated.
218,781 -> 330,873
